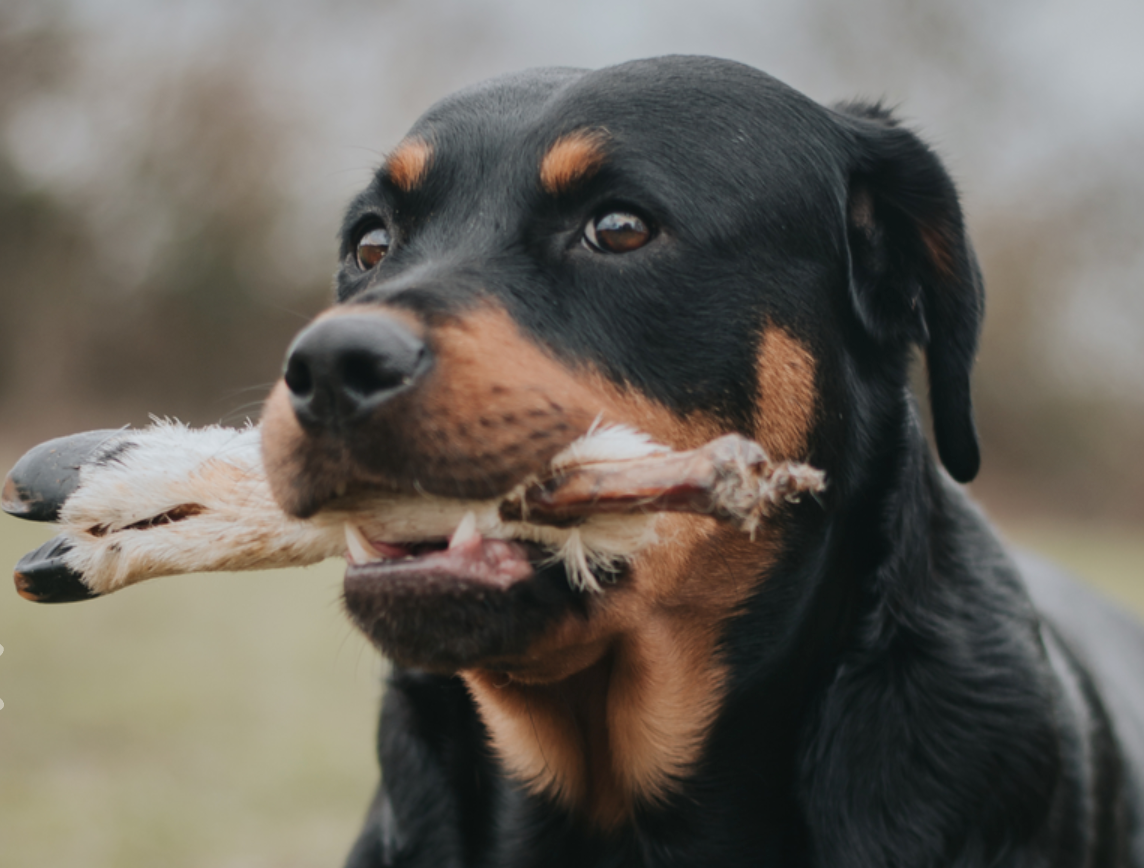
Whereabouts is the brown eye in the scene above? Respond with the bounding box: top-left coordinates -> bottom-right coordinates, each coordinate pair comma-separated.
356,227 -> 391,269
584,211 -> 651,253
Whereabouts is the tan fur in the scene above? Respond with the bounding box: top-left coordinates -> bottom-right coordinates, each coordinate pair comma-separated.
848,185 -> 876,233
458,322 -> 808,823
850,185 -> 955,278
385,137 -> 433,192
260,303 -> 801,825
463,517 -> 779,826
754,324 -> 817,461
260,379 -> 331,517
540,130 -> 610,195
919,221 -> 956,278
423,307 -> 721,456
261,304 -> 724,508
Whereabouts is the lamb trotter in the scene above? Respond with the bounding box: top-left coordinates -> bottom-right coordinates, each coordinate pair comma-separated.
3,427 -> 825,602
508,434 -> 826,531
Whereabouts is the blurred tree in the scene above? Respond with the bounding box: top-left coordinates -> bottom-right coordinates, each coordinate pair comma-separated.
0,3 -> 329,436
0,3 -> 89,404
800,0 -> 1144,519
973,179 -> 1144,519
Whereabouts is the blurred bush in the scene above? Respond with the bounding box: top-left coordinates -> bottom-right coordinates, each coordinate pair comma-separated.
973,182 -> 1144,521
0,2 -> 329,434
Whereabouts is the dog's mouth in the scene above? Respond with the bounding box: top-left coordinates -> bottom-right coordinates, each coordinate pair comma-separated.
338,511 -> 589,670
331,430 -> 828,668
328,423 -> 682,606
343,516 -> 540,591
3,420 -> 824,668
329,423 -> 683,668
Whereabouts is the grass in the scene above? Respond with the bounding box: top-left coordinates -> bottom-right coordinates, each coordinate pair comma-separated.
0,518 -> 1140,867
995,519 -> 1144,617
0,522 -> 382,868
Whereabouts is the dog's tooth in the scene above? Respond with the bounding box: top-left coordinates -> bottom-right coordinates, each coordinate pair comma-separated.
449,511 -> 480,550
344,523 -> 383,565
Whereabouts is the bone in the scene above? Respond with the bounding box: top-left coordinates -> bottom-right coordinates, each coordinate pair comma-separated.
3,424 -> 342,600
504,434 -> 826,535
3,423 -> 825,601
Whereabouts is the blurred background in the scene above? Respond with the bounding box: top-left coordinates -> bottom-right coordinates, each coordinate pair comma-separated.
0,0 -> 1141,865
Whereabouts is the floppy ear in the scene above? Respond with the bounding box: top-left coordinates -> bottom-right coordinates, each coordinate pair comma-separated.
838,103 -> 984,483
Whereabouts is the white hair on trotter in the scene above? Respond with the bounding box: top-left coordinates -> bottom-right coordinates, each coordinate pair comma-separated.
3,421 -> 825,599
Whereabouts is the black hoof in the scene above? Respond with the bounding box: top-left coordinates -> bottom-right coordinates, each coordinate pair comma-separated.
13,536 -> 97,603
2,429 -> 128,522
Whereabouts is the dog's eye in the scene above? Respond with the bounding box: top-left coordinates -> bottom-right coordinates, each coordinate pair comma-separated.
583,211 -> 651,253
356,227 -> 391,269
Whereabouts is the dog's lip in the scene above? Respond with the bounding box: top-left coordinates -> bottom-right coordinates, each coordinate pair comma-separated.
343,519 -> 539,591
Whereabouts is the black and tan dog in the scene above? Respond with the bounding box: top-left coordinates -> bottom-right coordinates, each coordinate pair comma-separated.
9,56 -> 1144,866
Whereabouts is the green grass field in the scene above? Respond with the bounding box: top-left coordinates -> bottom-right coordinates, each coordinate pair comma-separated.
0,522 -> 381,868
0,519 -> 1141,867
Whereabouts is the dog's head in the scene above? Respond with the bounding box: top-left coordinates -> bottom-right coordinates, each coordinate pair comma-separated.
260,56 -> 984,817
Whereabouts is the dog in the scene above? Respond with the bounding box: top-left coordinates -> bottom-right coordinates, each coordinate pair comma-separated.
255,56 -> 1144,866
7,55 -> 1144,866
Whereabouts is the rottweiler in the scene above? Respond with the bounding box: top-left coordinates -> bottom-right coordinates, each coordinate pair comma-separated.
262,55 -> 1144,868
11,55 -> 1144,867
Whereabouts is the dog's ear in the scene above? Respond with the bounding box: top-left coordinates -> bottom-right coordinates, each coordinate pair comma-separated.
838,103 -> 984,483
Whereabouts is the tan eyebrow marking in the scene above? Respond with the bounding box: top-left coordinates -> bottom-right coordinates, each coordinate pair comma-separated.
385,138 -> 434,192
540,129 -> 610,195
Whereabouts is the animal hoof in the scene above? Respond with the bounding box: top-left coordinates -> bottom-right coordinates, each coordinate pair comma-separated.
13,536 -> 97,603
2,430 -> 128,522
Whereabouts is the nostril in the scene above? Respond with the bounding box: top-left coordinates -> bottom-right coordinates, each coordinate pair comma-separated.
283,354 -> 314,398
340,350 -> 407,398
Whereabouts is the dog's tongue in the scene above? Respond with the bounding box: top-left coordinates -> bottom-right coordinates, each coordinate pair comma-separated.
345,530 -> 535,591
342,528 -> 549,669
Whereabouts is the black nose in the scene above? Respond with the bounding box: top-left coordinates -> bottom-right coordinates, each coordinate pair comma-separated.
283,314 -> 430,431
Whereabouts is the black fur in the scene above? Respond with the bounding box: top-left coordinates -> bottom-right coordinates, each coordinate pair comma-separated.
325,57 -> 1144,866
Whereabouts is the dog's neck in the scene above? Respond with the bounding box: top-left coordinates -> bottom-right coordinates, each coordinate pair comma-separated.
456,405 -> 932,832
458,496 -> 871,834
455,398 -> 1059,856
462,576 -> 741,828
